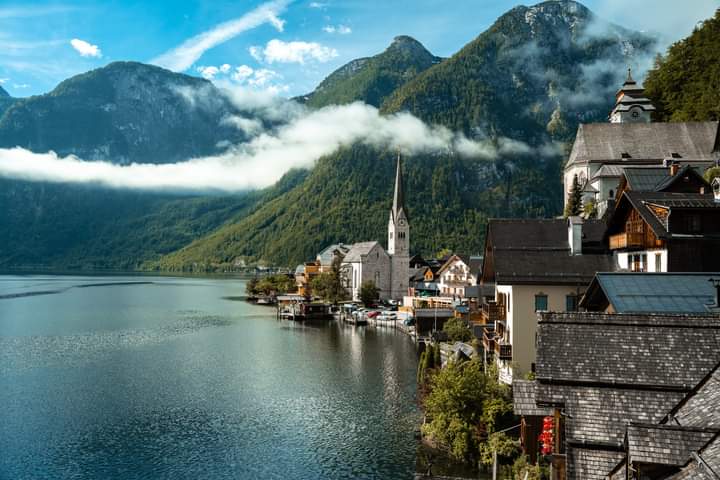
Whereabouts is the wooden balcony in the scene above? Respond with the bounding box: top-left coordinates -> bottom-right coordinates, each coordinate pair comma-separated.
609,231 -> 644,250
482,327 -> 496,352
495,342 -> 512,361
481,301 -> 506,324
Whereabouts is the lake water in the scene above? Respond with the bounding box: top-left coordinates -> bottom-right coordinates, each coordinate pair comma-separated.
0,275 -> 420,479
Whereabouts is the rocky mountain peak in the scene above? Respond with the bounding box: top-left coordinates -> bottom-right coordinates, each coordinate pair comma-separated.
385,35 -> 436,60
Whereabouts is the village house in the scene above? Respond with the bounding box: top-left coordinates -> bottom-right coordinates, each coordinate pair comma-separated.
479,218 -> 613,384
563,70 -> 719,218
436,254 -> 482,298
580,272 -> 720,314
604,181 -> 720,273
520,311 -> 720,479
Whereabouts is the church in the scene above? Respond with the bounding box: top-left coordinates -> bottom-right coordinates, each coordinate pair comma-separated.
340,154 -> 410,301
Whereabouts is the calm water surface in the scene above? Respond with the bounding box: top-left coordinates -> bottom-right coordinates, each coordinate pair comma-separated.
0,275 -> 420,479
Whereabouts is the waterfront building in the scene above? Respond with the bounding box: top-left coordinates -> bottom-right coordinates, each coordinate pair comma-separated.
436,254 -> 482,298
479,218 -> 613,384
526,311 -> 720,479
563,70 -> 719,218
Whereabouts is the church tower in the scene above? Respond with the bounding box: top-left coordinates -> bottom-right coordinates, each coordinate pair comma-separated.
388,153 -> 410,300
609,68 -> 656,123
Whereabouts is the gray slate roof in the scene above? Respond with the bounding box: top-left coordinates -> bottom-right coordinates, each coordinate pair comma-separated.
536,312 -> 720,388
343,241 -> 382,263
567,448 -> 625,480
566,121 -> 720,168
663,362 -> 720,429
667,434 -> 720,480
627,423 -> 717,466
591,164 -> 625,179
316,243 -> 350,266
580,272 -> 720,314
483,219 -> 613,285
513,380 -> 551,417
623,167 -> 672,191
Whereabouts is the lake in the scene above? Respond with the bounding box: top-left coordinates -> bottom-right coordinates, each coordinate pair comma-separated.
0,275 -> 420,479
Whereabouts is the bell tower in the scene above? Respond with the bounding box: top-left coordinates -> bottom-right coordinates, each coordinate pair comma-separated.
609,68 -> 656,123
388,153 -> 410,299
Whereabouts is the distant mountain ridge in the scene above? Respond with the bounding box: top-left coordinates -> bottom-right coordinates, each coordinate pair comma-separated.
0,62 -> 245,164
298,35 -> 443,108
0,86 -> 9,97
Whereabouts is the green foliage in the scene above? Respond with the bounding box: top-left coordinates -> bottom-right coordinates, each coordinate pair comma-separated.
245,277 -> 258,296
478,432 -> 519,467
422,359 -> 513,462
359,280 -> 380,306
249,274 -> 295,296
644,9 -> 720,122
583,199 -> 597,219
310,256 -> 349,303
443,317 -> 472,342
417,350 -> 427,384
705,166 -> 720,184
563,174 -> 583,218
511,454 -> 546,480
433,342 -> 442,367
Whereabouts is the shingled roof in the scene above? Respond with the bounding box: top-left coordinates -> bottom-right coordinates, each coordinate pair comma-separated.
662,361 -> 720,429
536,312 -> 720,389
343,241 -> 383,263
535,312 -> 720,479
626,423 -> 717,467
513,380 -> 551,417
481,219 -> 614,286
566,121 -> 720,168
667,434 -> 720,480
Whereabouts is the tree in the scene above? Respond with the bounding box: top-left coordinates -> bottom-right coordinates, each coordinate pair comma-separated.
245,277 -> 259,297
359,280 -> 380,306
583,199 -> 597,219
563,173 -> 583,218
705,166 -> 720,185
443,317 -> 472,342
310,255 -> 349,304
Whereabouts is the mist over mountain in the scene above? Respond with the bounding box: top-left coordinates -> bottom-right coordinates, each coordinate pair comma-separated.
0,0 -> 676,270
0,62 -> 247,165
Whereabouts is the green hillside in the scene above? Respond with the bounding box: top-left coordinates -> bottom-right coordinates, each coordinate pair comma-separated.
644,8 -> 720,122
299,36 -> 442,109
153,1 -> 655,271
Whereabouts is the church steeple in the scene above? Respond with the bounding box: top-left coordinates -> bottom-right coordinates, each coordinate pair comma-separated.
388,153 -> 409,256
391,152 -> 407,223
610,67 -> 656,123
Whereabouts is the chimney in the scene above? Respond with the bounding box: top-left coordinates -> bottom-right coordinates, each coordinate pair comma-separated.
713,177 -> 720,203
568,216 -> 583,256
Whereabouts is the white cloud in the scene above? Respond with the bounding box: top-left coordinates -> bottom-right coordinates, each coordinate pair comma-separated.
193,63 -> 287,91
220,63 -> 231,73
70,38 -> 102,58
0,5 -> 78,18
308,2 -> 327,8
12,83 -> 29,89
232,65 -> 254,81
0,78 -> 8,84
151,0 -> 289,72
323,24 -> 351,34
251,39 -> 338,64
249,46 -> 263,62
196,65 -> 220,79
0,98 -> 547,193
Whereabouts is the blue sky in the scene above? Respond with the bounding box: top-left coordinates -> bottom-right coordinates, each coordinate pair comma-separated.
1,0 -> 718,98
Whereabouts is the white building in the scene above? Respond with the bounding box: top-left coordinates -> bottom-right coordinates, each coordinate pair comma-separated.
436,254 -> 482,298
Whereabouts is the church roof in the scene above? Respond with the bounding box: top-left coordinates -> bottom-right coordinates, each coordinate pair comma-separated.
343,241 -> 383,263
390,153 -> 408,223
566,121 -> 720,168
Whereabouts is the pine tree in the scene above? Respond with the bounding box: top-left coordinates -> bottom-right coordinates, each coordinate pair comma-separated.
564,173 -> 583,218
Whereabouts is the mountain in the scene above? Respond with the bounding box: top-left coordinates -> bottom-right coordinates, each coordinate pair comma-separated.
298,35 -> 443,108
0,86 -> 8,97
153,1 -> 657,270
0,86 -> 15,117
644,8 -> 720,122
0,62 -> 245,164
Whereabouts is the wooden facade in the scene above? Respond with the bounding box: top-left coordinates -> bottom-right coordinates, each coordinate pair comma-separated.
608,209 -> 664,251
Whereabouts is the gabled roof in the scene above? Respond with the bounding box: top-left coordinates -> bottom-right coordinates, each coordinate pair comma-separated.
536,312 -> 720,389
482,219 -> 613,286
667,434 -> 720,480
662,361 -> 720,429
343,241 -> 383,263
566,121 -> 720,168
623,167 -> 672,191
591,164 -> 625,180
513,380 -> 551,417
316,243 -> 351,266
579,272 -> 720,314
626,423 -> 717,467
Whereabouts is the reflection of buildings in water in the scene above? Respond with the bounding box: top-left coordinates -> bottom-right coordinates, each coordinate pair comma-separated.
382,349 -> 403,407
347,324 -> 365,378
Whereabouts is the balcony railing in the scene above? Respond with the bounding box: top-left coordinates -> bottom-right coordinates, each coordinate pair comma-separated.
481,301 -> 506,324
495,342 -> 512,361
609,232 -> 644,250
482,327 -> 496,352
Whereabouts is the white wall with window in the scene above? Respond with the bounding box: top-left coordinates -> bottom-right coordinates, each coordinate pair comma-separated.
616,249 -> 668,272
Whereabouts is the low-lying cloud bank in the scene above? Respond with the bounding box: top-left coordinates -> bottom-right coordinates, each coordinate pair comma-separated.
0,100 -> 554,193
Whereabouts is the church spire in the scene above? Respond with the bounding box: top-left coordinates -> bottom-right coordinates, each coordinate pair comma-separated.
609,66 -> 655,123
391,152 -> 407,222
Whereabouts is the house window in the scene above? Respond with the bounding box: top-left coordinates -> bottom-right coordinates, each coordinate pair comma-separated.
630,254 -> 646,272
685,214 -> 701,233
535,294 -> 548,312
655,253 -> 662,272
609,189 -> 614,199
566,295 -> 578,312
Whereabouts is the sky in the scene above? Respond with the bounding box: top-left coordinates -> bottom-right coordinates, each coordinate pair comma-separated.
1,0 -> 718,98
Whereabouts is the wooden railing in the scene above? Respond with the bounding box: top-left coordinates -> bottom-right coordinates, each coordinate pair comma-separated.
482,327 -> 496,352
609,231 -> 644,250
481,301 -> 506,323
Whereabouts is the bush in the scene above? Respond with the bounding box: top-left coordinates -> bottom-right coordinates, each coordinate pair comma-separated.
443,317 -> 472,342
